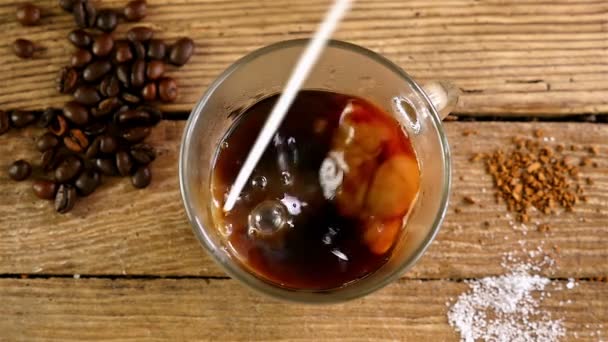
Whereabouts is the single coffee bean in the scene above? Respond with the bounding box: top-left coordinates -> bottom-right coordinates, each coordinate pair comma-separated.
131,40 -> 146,59
49,115 -> 68,136
131,165 -> 151,188
8,160 -> 32,181
136,105 -> 162,125
92,97 -> 120,118
94,158 -> 118,176
73,85 -> 101,106
116,64 -> 130,88
64,129 -> 89,153
130,59 -> 146,88
99,135 -> 119,154
75,169 -> 100,196
36,132 -> 60,152
40,149 -> 57,171
59,0 -> 75,12
121,126 -> 150,143
124,0 -> 147,22
95,9 -> 118,32
127,26 -> 153,42
56,67 -> 79,94
85,136 -> 101,158
169,38 -> 195,66
99,75 -> 120,98
63,101 -> 90,125
70,49 -> 93,69
116,150 -> 134,176
55,184 -> 77,214
68,29 -> 92,48
141,83 -> 156,101
0,110 -> 10,135
158,77 -> 178,102
113,40 -> 133,64
121,92 -> 141,104
38,108 -> 60,128
16,3 -> 41,26
117,110 -> 150,126
10,110 -> 36,128
13,39 -> 36,59
83,60 -> 112,82
73,0 -> 96,28
147,39 -> 166,60
92,33 -> 114,57
83,122 -> 106,137
130,143 -> 156,164
146,60 -> 164,80
55,155 -> 83,183
32,180 -> 58,200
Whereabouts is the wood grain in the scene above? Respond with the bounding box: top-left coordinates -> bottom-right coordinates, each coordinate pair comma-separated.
0,122 -> 606,279
0,0 -> 606,115
0,277 -> 605,341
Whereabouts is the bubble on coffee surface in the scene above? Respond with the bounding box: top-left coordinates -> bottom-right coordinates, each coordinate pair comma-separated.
251,175 -> 267,189
280,171 -> 293,186
247,199 -> 289,239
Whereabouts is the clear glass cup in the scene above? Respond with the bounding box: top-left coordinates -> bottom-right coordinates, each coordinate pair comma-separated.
179,39 -> 454,303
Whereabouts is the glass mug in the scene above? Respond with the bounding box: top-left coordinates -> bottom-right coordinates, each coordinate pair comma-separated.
179,39 -> 456,303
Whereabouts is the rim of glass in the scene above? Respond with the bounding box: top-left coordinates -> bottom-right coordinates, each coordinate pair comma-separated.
179,39 -> 452,303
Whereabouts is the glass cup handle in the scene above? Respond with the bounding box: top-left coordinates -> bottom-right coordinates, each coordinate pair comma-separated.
422,81 -> 460,120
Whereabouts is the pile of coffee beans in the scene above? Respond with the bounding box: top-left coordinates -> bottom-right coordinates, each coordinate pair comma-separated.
3,0 -> 195,214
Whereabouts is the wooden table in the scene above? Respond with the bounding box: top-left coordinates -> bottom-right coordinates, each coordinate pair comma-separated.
1,0 -> 607,340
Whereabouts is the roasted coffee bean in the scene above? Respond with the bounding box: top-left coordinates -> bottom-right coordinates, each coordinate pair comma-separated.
131,40 -> 146,59
38,108 -> 60,128
83,122 -> 106,137
113,40 -> 133,64
99,74 -> 120,97
94,158 -> 118,176
141,82 -> 156,101
36,132 -> 60,152
49,115 -> 68,136
59,0 -> 75,12
75,169 -> 100,196
32,180 -> 58,200
55,184 -> 77,214
13,39 -> 36,59
147,39 -> 166,60
40,149 -> 57,171
131,165 -> 151,188
121,126 -> 150,143
55,155 -> 83,183
64,129 -> 89,152
63,101 -> 90,125
10,110 -> 36,128
70,49 -> 92,69
158,77 -> 178,102
117,110 -> 150,126
130,59 -> 146,88
124,0 -> 146,22
92,97 -> 120,118
116,64 -> 130,88
127,26 -> 153,42
130,143 -> 156,164
85,136 -> 101,158
121,92 -> 141,104
116,150 -> 134,176
73,85 -> 101,106
16,3 -> 41,26
146,60 -> 164,80
56,67 -> 79,94
92,33 -> 114,57
0,110 -> 10,135
95,9 -> 118,32
83,60 -> 112,82
99,135 -> 119,154
8,160 -> 32,181
73,0 -> 96,28
68,29 -> 92,48
169,38 -> 195,66
137,105 -> 162,125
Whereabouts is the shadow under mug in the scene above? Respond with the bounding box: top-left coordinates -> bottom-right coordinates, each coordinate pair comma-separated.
179,39 -> 454,303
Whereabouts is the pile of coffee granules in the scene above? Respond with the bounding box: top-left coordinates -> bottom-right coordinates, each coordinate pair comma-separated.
470,129 -> 596,224
2,0 -> 195,213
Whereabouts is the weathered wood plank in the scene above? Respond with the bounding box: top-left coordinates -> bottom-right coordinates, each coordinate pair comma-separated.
0,122 -> 606,278
0,277 -> 605,341
0,0 -> 606,115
